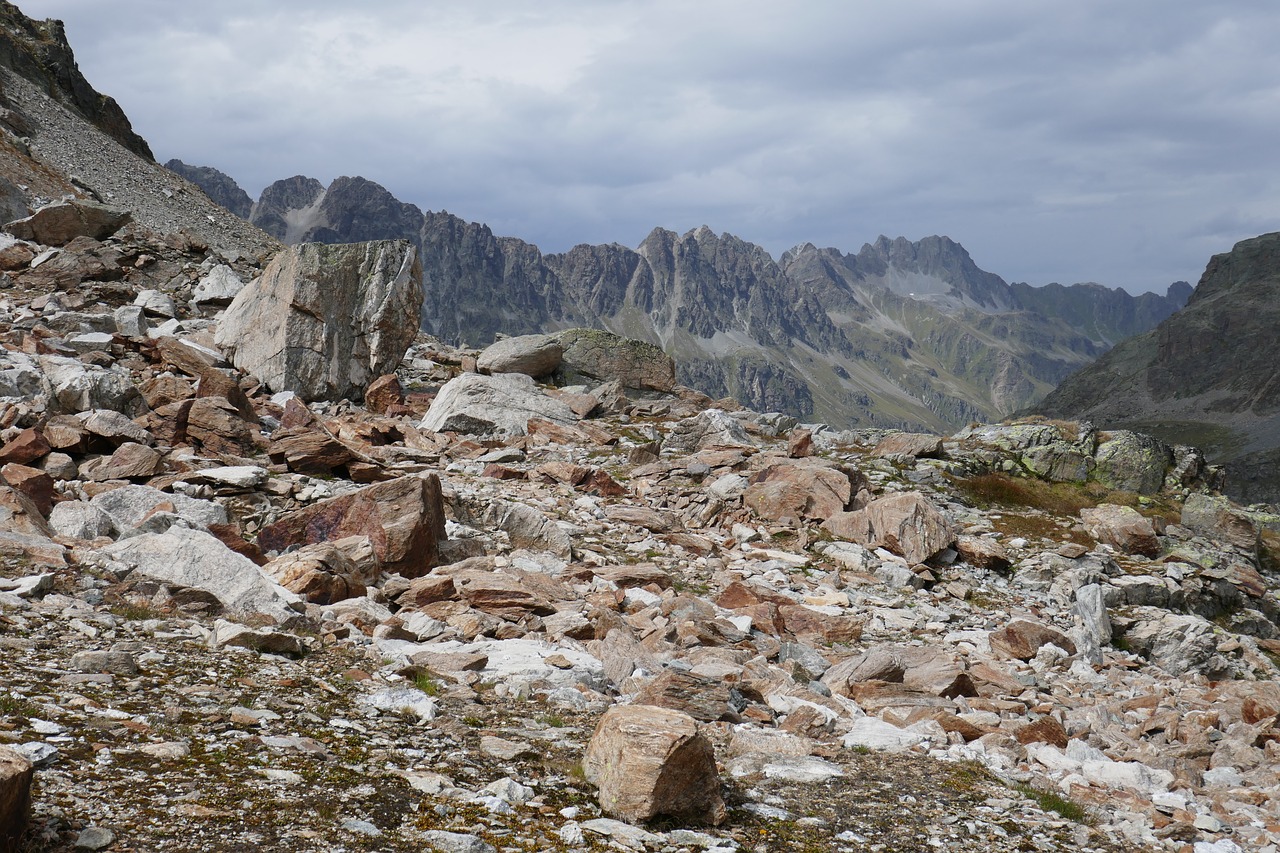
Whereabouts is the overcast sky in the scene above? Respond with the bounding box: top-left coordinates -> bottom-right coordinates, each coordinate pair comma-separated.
20,1 -> 1280,293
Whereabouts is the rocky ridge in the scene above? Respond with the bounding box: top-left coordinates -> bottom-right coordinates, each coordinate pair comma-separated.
1037,231 -> 1280,506
0,208 -> 1275,853
171,169 -> 1189,435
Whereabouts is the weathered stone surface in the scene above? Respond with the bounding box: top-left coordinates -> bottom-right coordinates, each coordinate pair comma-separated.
989,619 -> 1077,660
257,475 -> 445,578
0,427 -> 50,465
364,374 -> 404,415
215,240 -> 422,402
823,644 -> 974,699
263,542 -> 375,605
954,535 -> 1010,570
420,372 -> 578,437
267,426 -> 356,476
1181,493 -> 1258,553
80,409 -> 153,446
633,670 -> 740,722
822,491 -> 953,565
480,499 -> 573,557
663,410 -> 753,453
81,441 -> 163,481
583,705 -> 725,825
39,355 -> 144,416
192,264 -> 245,305
5,199 -> 130,245
88,485 -> 227,535
0,746 -> 33,849
872,433 -> 943,459
743,460 -> 861,523
47,501 -> 116,540
1092,431 -> 1172,494
1080,504 -> 1160,557
1124,611 -> 1222,676
477,334 -> 563,378
1,463 -> 53,516
96,527 -> 303,623
557,328 -> 676,392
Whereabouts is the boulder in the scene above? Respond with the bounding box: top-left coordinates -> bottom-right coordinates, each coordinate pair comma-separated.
48,501 -> 116,540
263,541 -> 374,605
556,328 -> 676,392
88,485 -> 227,535
1092,431 -> 1172,494
822,491 -> 953,565
989,618 -> 1077,660
5,199 -> 130,245
419,372 -> 578,437
192,264 -> 246,305
633,670 -> 741,722
1181,493 -> 1258,553
215,240 -> 422,402
663,410 -> 754,453
583,705 -> 725,825
1123,611 -> 1222,676
0,428 -> 50,466
1080,504 -> 1160,557
743,460 -> 864,523
38,355 -> 144,415
872,433 -> 943,459
364,374 -> 404,414
96,527 -> 303,623
1,463 -> 54,517
256,475 -> 445,579
477,334 -> 563,378
0,746 -> 33,849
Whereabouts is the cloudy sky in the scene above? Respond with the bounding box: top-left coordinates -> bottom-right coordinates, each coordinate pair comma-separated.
20,0 -> 1280,293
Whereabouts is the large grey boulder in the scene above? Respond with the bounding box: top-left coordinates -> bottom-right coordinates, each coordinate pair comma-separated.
1181,493 -> 1259,553
88,484 -> 228,536
419,372 -> 577,437
95,527 -> 303,624
215,240 -> 421,402
4,199 -> 130,245
477,334 -> 562,378
557,328 -> 676,392
37,355 -> 144,416
663,409 -> 754,453
1092,431 -> 1172,494
822,491 -> 954,565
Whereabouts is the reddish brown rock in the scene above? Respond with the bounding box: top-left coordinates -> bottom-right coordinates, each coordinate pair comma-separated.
744,460 -> 861,523
0,746 -> 33,850
595,563 -> 673,590
1015,715 -> 1069,748
41,416 -> 90,452
606,505 -> 678,533
195,369 -> 256,422
581,469 -> 627,497
0,428 -> 50,466
872,433 -> 944,459
257,474 -> 445,578
584,705 -> 725,826
451,569 -> 556,619
536,461 -> 591,486
989,619 -> 1077,660
139,375 -> 196,410
1080,504 -> 1160,557
82,441 -> 163,482
787,428 -> 813,458
263,542 -> 373,604
268,426 -> 356,476
206,522 -> 268,566
364,374 -> 405,415
396,574 -> 458,608
955,534 -> 1011,571
823,491 -> 954,565
481,463 -> 526,481
778,604 -> 863,645
634,669 -> 740,722
0,463 -> 54,517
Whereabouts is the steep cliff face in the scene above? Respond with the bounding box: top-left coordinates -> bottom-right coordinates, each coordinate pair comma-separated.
0,1 -> 152,159
1037,232 -> 1280,503
180,169 -> 1190,431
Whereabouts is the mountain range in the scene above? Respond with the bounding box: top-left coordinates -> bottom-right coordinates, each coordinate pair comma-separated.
165,165 -> 1190,432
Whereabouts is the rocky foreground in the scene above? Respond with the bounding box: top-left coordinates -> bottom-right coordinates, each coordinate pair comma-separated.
0,204 -> 1277,853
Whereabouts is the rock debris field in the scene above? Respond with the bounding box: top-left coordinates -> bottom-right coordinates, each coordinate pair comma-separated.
0,203 -> 1276,853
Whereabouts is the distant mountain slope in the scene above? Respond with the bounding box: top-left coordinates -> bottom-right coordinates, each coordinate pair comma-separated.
1036,232 -> 1280,503
175,168 -> 1189,432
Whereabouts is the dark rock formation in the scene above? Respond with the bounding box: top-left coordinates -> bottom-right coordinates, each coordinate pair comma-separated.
164,160 -> 253,218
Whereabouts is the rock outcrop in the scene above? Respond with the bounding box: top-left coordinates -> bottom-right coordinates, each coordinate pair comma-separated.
215,240 -> 422,401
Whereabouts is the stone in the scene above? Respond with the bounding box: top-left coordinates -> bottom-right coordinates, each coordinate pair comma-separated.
215,240 -> 422,402
79,409 -> 153,446
556,328 -> 676,392
1092,430 -> 1172,494
822,491 -> 953,565
954,535 -> 1010,570
421,830 -> 496,853
1080,504 -> 1160,557
192,264 -> 245,305
872,433 -> 943,459
0,427 -> 50,465
73,825 -> 114,850
1124,611 -> 1220,676
82,442 -> 163,481
480,499 -> 573,557
840,717 -> 929,753
263,542 -> 374,604
89,484 -> 227,534
989,619 -> 1077,660
1,463 -> 54,516
39,355 -> 144,415
134,288 -> 177,318
1014,716 -> 1069,748
47,501 -> 116,540
5,199 -> 130,245
743,460 -> 862,523
583,705 -> 725,825
257,474 -> 446,579
95,527 -> 304,624
0,747 -> 33,850
633,669 -> 740,722
267,426 -> 356,476
71,650 -> 139,676
663,410 -> 754,453
363,373 -> 404,414
477,334 -> 563,378
1181,493 -> 1258,553
211,620 -> 307,656
419,372 -> 578,437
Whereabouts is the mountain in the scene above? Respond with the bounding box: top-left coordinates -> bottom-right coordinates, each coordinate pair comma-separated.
164,159 -> 253,219
170,170 -> 1188,431
1036,231 -> 1280,503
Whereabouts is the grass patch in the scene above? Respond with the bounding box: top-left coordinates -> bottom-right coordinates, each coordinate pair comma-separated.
109,601 -> 166,621
413,671 -> 442,697
1012,782 -> 1091,823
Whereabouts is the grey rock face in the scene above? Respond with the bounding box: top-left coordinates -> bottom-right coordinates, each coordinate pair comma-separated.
164,160 -> 253,218
215,240 -> 422,402
88,484 -> 227,535
557,328 -> 675,392
4,199 -> 130,245
419,373 -> 578,437
477,334 -> 563,378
